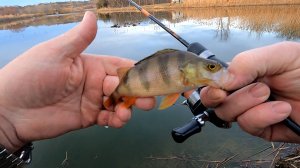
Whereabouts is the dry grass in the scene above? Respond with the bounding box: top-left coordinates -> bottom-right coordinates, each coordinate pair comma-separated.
97,3 -> 182,13
183,0 -> 300,7
145,143 -> 300,168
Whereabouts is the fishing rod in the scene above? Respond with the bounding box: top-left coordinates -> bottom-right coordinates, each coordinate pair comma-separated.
127,0 -> 300,142
128,0 -> 189,47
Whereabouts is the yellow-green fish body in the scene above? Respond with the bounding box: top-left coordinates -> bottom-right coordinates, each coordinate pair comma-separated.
104,49 -> 229,110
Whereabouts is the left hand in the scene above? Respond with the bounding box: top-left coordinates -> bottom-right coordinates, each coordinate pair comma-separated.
0,11 -> 155,152
200,42 -> 300,143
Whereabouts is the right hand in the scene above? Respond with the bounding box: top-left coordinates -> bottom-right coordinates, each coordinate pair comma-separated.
200,41 -> 300,143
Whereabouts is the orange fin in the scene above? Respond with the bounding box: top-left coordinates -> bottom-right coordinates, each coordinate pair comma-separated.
158,93 -> 180,110
103,92 -> 121,111
121,97 -> 136,109
103,97 -> 113,110
117,67 -> 131,80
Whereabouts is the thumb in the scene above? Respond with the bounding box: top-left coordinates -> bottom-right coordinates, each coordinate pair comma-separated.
42,11 -> 97,59
224,41 -> 300,91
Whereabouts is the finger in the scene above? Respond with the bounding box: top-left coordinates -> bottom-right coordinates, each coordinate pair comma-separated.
215,83 -> 270,121
80,56 -> 106,127
237,101 -> 292,141
101,56 -> 135,76
102,56 -> 136,96
225,41 -> 300,90
99,103 -> 131,128
200,86 -> 228,108
97,104 -> 132,128
103,76 -> 119,96
135,97 -> 156,111
109,117 -> 126,128
40,11 -> 97,59
114,103 -> 132,123
97,110 -> 110,126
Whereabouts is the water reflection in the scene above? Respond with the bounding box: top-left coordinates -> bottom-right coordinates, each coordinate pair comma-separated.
97,5 -> 300,40
1,5 -> 299,40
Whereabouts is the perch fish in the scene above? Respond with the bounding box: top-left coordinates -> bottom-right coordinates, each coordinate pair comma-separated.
104,49 -> 230,110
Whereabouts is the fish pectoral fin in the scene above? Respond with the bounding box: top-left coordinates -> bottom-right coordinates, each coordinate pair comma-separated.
121,97 -> 136,109
158,93 -> 180,110
117,67 -> 131,80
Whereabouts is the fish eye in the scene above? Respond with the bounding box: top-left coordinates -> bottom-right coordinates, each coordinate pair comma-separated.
207,64 -> 216,71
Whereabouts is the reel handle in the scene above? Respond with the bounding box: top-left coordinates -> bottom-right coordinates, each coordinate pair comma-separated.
171,118 -> 202,143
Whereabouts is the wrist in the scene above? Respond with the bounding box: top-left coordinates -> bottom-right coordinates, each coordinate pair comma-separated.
0,106 -> 25,152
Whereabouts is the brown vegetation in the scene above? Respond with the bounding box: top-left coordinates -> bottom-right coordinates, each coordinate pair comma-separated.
2,4 -> 299,41
97,3 -> 181,13
173,5 -> 300,39
145,143 -> 300,167
0,1 -> 95,16
92,0 -> 171,8
94,0 -> 300,9
0,12 -> 86,31
182,0 -> 300,7
0,1 -> 96,24
97,5 -> 300,40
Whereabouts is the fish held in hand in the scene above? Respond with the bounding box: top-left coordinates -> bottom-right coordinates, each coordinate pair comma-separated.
104,49 -> 231,110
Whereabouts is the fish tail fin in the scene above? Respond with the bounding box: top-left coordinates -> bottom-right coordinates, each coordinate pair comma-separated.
121,97 -> 137,109
103,92 -> 120,110
103,97 -> 113,110
103,93 -> 136,110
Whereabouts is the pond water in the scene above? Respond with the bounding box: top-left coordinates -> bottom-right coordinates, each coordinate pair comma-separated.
0,5 -> 299,168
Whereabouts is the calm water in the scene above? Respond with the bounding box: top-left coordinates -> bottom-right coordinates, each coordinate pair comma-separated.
1,6 -> 300,168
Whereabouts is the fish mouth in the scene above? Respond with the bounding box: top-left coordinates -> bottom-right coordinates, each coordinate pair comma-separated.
210,69 -> 234,89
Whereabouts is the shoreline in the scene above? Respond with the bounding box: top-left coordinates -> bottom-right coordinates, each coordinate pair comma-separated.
97,3 -> 300,13
1,3 -> 299,22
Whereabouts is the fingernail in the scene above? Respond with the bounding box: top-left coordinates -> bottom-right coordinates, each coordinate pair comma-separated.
83,11 -> 91,21
272,102 -> 291,114
249,83 -> 269,98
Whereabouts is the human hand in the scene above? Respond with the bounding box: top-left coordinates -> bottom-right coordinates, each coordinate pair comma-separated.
200,41 -> 300,143
0,11 -> 155,152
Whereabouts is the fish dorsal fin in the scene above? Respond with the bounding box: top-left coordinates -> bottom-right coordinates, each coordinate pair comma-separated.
135,49 -> 179,66
117,67 -> 131,80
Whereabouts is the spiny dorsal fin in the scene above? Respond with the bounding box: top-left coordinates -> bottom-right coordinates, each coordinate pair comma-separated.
135,49 -> 179,66
117,67 -> 131,80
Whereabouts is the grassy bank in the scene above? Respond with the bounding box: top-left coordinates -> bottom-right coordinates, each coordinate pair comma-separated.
183,0 -> 300,7
97,1 -> 300,13
0,1 -> 96,22
97,3 -> 182,13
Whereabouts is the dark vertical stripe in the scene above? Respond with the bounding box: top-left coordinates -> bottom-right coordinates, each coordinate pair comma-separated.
123,71 -> 129,85
158,54 -> 171,85
122,71 -> 132,93
137,62 -> 150,91
177,51 -> 186,68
